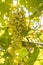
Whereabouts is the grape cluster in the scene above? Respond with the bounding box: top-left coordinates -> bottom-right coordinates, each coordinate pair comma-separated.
9,7 -> 28,37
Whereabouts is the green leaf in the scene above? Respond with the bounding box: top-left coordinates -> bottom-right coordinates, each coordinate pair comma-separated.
5,0 -> 12,4
0,2 -> 10,15
19,47 -> 28,58
0,28 -> 11,49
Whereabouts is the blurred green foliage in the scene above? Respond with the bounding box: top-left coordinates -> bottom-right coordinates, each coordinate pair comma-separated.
0,0 -> 43,65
